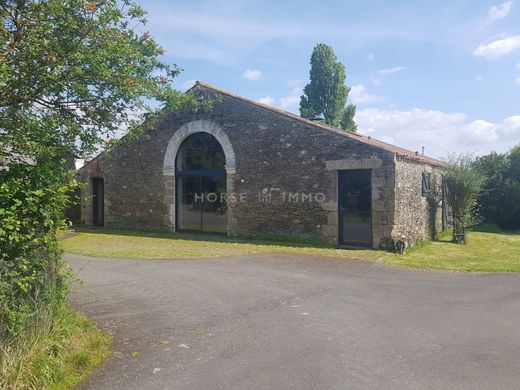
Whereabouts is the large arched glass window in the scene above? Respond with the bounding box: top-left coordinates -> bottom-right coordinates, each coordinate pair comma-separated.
175,133 -> 227,233
176,132 -> 226,173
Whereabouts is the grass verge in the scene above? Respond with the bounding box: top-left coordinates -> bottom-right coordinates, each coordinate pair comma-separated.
0,306 -> 111,390
61,227 -> 520,272
60,228 -> 382,262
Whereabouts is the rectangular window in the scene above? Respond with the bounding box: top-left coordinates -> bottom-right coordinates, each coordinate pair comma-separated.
422,172 -> 431,196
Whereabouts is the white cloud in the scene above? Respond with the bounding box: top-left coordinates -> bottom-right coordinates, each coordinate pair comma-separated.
145,3 -> 431,65
280,87 -> 303,109
515,62 -> 520,86
181,79 -> 197,90
379,66 -> 406,75
281,95 -> 300,108
258,96 -> 275,106
366,53 -> 375,61
488,1 -> 514,23
355,108 -> 520,158
501,115 -> 520,136
459,120 -> 499,144
285,79 -> 301,87
349,85 -> 385,104
243,69 -> 262,81
473,35 -> 520,60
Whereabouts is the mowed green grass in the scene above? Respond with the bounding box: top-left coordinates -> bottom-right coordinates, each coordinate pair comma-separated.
392,230 -> 520,272
61,228 -> 520,272
61,229 -> 383,262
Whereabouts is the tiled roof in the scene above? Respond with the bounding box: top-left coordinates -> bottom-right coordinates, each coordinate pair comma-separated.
192,81 -> 444,167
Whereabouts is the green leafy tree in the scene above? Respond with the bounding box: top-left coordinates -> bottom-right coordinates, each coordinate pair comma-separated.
508,144 -> 520,181
341,104 -> 357,133
300,43 -> 357,132
443,154 -> 484,244
0,0 -> 187,341
473,145 -> 520,230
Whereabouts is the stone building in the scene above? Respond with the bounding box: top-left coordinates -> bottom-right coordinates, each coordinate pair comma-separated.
78,82 -> 444,249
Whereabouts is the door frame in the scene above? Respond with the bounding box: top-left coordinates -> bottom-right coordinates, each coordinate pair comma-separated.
338,169 -> 372,248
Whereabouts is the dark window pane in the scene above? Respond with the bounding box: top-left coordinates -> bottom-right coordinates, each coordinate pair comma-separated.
176,132 -> 226,172
422,172 -> 431,196
178,176 -> 202,231
201,176 -> 227,233
339,170 -> 372,246
175,133 -> 228,234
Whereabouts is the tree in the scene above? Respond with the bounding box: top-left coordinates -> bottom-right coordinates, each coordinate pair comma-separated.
443,154 -> 484,244
0,0 -> 187,341
508,144 -> 520,181
473,145 -> 520,230
299,43 -> 357,132
341,104 -> 357,133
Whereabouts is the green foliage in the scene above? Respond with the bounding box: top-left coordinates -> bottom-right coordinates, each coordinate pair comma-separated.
473,149 -> 520,230
443,154 -> 484,244
509,144 -> 520,179
0,161 -> 74,340
299,43 -> 357,131
426,175 -> 441,239
341,104 -> 357,133
0,0 -> 184,345
0,306 -> 110,390
0,0 -> 185,162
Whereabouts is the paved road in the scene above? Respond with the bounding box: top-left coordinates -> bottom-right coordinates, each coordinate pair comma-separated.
67,253 -> 520,390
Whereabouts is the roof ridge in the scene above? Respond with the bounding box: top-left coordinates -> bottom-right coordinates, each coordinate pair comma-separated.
191,81 -> 444,167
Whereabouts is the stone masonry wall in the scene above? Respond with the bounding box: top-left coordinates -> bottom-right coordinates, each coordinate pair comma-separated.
392,158 -> 443,247
79,87 -> 437,247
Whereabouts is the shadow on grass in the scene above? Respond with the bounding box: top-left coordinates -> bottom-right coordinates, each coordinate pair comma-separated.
69,226 -> 353,251
471,224 -> 520,236
426,225 -> 520,251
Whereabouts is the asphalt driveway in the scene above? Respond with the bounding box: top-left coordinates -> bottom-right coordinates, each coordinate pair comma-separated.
67,253 -> 520,390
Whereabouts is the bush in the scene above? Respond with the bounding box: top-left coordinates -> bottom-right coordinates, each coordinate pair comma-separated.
443,154 -> 484,244
473,145 -> 520,230
0,160 -> 74,342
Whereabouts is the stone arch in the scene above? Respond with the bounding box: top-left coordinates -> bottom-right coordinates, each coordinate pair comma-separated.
163,120 -> 235,175
162,120 -> 236,232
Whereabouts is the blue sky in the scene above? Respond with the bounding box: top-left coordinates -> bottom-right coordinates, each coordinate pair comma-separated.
137,0 -> 520,158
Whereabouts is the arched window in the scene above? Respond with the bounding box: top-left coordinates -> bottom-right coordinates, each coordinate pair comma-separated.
175,133 -> 227,233
176,132 -> 226,173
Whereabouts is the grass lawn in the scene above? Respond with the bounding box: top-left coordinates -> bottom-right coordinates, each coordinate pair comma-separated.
61,228 -> 520,272
1,307 -> 111,390
392,229 -> 520,272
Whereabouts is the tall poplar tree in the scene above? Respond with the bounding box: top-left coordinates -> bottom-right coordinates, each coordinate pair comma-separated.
299,43 -> 357,132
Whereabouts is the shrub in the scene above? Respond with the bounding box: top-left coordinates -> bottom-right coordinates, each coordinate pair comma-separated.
0,160 -> 74,341
443,154 -> 484,244
473,149 -> 520,230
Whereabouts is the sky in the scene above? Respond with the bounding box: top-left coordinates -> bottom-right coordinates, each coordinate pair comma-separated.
136,0 -> 520,159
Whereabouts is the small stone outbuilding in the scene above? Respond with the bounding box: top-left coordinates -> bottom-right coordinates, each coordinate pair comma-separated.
78,82 -> 445,249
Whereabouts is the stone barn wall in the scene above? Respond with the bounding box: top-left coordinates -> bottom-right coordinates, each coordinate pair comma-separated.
392,157 -> 443,247
79,84 -> 443,248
